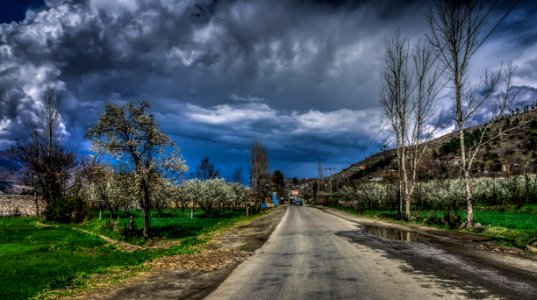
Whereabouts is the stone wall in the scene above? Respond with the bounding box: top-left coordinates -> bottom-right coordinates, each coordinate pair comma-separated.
0,195 -> 45,216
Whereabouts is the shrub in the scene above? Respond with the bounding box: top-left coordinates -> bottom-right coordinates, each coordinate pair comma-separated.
44,195 -> 87,223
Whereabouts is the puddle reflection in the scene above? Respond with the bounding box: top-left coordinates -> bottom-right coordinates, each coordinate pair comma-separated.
362,225 -> 426,243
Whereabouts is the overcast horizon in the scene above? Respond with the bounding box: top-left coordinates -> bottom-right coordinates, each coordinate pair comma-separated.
1,0 -> 537,179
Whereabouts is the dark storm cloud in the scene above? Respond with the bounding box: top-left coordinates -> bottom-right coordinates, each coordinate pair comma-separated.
0,0 -> 536,177
0,0 -> 46,23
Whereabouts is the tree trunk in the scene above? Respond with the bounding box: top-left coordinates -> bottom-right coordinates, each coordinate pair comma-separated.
141,180 -> 151,239
464,169 -> 473,226
405,193 -> 411,221
456,74 -> 473,228
34,189 -> 39,216
124,203 -> 130,217
142,206 -> 150,239
109,208 -> 115,222
402,146 -> 411,220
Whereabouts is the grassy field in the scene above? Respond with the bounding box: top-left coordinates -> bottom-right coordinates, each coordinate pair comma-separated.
79,208 -> 247,244
331,205 -> 537,249
0,208 -> 252,300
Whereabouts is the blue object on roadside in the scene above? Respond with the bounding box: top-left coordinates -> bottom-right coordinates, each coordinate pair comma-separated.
261,202 -> 267,209
272,192 -> 278,206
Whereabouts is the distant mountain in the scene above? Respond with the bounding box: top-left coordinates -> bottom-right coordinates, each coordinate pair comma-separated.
333,107 -> 537,183
0,150 -> 24,193
0,150 -> 22,170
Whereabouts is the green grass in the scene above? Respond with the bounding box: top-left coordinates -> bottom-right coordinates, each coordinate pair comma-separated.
469,209 -> 537,248
79,208 -> 247,244
0,218 -> 154,300
472,209 -> 537,230
0,208 -> 254,300
353,207 -> 537,230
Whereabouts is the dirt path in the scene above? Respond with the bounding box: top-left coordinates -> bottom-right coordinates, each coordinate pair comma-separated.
73,228 -> 144,252
66,207 -> 287,300
35,220 -> 144,252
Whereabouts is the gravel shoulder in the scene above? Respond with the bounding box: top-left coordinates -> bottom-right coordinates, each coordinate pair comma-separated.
64,206 -> 287,300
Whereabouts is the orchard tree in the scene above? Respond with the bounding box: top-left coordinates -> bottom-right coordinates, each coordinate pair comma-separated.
86,101 -> 187,238
182,179 -> 249,217
229,183 -> 250,208
205,178 -> 233,212
152,177 -> 179,217
84,163 -> 117,220
78,159 -> 139,220
181,178 -> 203,219
182,178 -> 228,217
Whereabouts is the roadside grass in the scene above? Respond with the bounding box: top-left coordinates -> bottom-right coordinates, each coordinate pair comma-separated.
0,218 -> 154,300
1,208 -> 259,300
78,208 -> 248,245
326,205 -> 537,249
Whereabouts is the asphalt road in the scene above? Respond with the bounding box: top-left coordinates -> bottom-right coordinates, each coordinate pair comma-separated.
206,206 -> 537,300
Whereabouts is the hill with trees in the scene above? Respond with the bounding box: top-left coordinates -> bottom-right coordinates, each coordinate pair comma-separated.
334,104 -> 537,184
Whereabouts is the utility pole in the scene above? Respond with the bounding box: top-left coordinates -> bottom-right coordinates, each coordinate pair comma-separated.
325,167 -> 335,201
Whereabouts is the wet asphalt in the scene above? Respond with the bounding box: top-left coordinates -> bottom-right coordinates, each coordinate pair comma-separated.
205,206 -> 522,300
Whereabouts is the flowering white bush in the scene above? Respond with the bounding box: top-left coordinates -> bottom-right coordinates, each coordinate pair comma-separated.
83,166 -> 137,217
339,174 -> 537,211
181,178 -> 250,216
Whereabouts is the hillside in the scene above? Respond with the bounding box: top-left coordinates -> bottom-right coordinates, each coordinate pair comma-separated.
333,107 -> 537,183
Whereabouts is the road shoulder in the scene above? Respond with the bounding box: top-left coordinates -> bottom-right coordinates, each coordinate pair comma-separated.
313,205 -> 537,298
63,207 -> 287,300
317,207 -> 537,274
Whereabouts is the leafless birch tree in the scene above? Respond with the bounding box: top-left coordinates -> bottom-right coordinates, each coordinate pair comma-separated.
380,33 -> 439,220
427,0 -> 518,227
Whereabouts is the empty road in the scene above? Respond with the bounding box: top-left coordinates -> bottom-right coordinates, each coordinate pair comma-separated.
206,206 -> 537,300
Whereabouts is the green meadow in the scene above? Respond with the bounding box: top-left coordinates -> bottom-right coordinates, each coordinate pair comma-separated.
0,208 -> 252,300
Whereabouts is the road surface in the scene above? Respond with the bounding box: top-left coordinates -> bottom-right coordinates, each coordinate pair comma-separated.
206,206 -> 537,300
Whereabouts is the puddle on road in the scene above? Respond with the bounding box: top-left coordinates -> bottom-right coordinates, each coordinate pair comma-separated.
362,225 -> 428,243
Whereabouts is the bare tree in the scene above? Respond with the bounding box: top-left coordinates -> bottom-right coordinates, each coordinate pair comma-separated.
380,32 -> 411,219
195,156 -> 220,180
231,167 -> 243,183
427,0 -> 518,227
42,82 -> 62,154
87,101 -> 187,238
250,140 -> 269,204
272,169 -> 285,200
11,84 -> 76,218
407,40 -> 441,217
379,33 -> 440,220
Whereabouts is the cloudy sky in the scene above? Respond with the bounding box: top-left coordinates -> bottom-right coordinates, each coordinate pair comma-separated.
1,0 -> 536,179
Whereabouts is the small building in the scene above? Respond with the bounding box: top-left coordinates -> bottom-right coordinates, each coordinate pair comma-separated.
369,176 -> 383,182
288,189 -> 299,197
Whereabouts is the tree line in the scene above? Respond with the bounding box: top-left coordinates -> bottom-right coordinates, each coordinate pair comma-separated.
11,92 -> 284,239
